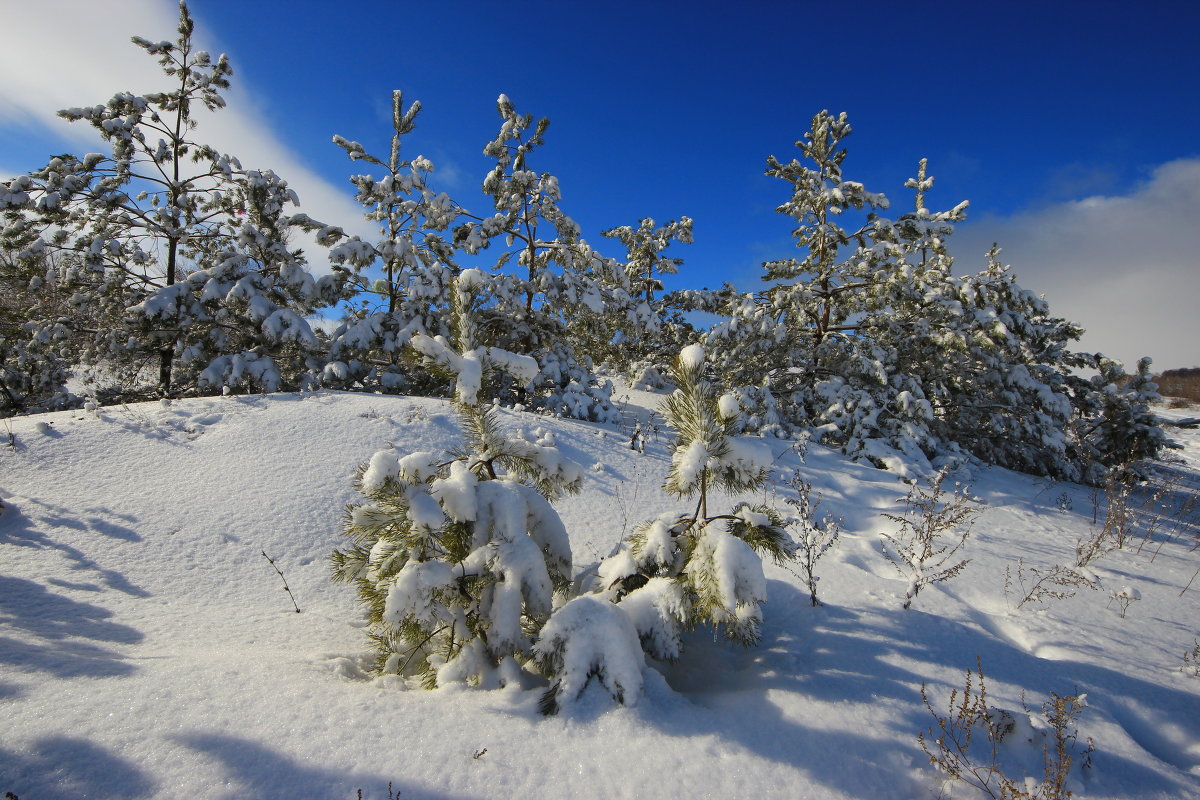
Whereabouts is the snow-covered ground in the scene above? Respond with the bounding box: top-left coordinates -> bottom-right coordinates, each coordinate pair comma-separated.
2,390 -> 1198,799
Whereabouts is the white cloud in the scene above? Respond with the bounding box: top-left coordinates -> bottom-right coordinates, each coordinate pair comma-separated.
955,158 -> 1200,372
0,0 -> 371,267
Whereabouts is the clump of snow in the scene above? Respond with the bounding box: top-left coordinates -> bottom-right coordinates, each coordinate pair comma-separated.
678,343 -> 705,370
429,460 -> 479,521
672,439 -> 711,489
617,577 -> 686,661
361,448 -> 401,491
718,392 -> 741,420
691,525 -> 766,627
383,560 -> 454,626
535,595 -> 646,712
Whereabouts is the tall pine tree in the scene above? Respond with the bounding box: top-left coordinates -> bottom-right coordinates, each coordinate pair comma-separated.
0,2 -> 344,398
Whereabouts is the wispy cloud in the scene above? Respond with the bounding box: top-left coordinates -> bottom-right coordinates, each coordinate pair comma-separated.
0,0 -> 370,266
955,158 -> 1200,372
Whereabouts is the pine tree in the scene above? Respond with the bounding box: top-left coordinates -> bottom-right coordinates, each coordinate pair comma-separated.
450,95 -> 629,421
707,118 -> 952,474
321,90 -> 461,394
535,345 -> 793,713
832,158 -> 971,476
761,110 -> 891,352
600,216 -> 695,380
703,111 -> 896,449
331,271 -> 582,688
936,245 -> 1084,477
1071,356 -> 1166,479
0,213 -> 77,415
0,2 -> 343,398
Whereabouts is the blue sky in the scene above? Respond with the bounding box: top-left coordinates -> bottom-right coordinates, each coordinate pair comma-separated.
3,0 -> 1198,370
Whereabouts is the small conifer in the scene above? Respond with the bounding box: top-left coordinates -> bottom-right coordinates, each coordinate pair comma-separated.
331,272 -> 581,688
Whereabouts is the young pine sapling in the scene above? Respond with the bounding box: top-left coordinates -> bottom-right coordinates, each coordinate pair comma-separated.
535,346 -> 795,713
330,272 -> 581,689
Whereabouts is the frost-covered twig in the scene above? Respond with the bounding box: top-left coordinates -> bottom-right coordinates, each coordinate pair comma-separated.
1014,558 -> 1100,609
1180,565 -> 1200,597
260,550 -> 300,613
1181,639 -> 1200,677
918,658 -> 1008,798
1107,585 -> 1140,618
1016,482 -> 1124,608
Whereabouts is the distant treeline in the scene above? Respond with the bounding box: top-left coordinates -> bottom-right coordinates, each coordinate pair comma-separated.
1156,368 -> 1200,403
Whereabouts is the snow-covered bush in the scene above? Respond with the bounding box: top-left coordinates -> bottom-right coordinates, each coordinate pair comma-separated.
0,330 -> 74,417
0,234 -> 81,415
518,343 -> 619,423
535,345 -> 793,713
783,473 -> 842,607
879,467 -> 979,610
1070,356 -> 1166,479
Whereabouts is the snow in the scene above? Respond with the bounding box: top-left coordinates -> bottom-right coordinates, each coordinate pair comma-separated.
361,447 -> 401,491
691,524 -> 767,625
429,460 -> 479,522
383,560 -> 455,627
718,392 -> 741,420
535,595 -> 646,712
2,391 -> 1199,799
678,343 -> 705,371
672,438 -> 711,490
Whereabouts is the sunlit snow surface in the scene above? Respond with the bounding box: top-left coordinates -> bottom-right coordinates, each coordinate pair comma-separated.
2,390 -> 1198,799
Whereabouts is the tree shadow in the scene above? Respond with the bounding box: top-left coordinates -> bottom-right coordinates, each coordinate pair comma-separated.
0,497 -> 149,597
0,575 -> 143,679
0,736 -> 155,799
615,579 -> 1200,797
172,731 -> 477,800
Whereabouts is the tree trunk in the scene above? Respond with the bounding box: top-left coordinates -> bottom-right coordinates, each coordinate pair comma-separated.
158,236 -> 179,397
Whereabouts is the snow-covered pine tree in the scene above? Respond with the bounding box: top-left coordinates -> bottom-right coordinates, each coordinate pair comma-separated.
450,95 -> 628,422
320,90 -> 461,394
936,244 -> 1085,478
599,216 -> 695,381
832,158 -> 972,476
707,114 -> 954,475
760,110 -> 891,354
1070,356 -> 1166,480
331,271 -> 582,688
534,345 -> 793,713
701,112 -> 886,442
1,2 -> 344,398
0,213 -> 78,415
701,289 -> 798,438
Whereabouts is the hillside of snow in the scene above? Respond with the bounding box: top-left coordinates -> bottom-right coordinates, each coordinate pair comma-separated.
2,390 -> 1199,799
